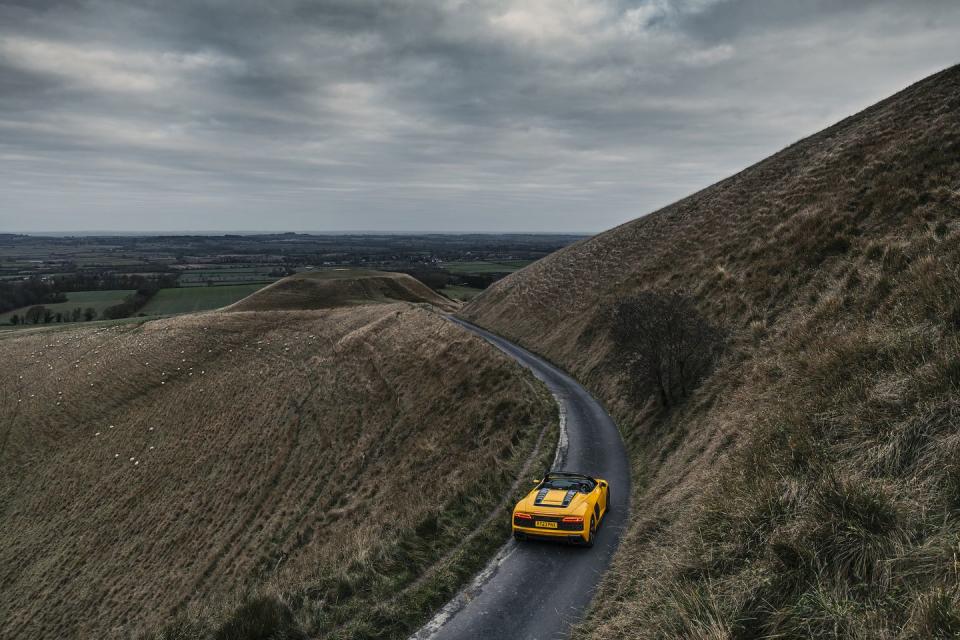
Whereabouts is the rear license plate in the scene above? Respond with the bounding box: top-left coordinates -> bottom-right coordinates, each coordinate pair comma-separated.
535,521 -> 558,529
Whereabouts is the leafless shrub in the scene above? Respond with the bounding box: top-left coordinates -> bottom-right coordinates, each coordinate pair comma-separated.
610,291 -> 725,409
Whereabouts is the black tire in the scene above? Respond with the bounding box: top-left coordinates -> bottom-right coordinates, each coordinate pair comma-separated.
584,517 -> 595,548
513,531 -> 525,542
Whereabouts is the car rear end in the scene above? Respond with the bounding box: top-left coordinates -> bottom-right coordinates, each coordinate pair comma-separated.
512,510 -> 588,544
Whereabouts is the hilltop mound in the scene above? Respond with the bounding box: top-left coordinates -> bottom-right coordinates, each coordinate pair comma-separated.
225,270 -> 456,312
464,65 -> 960,636
0,305 -> 555,639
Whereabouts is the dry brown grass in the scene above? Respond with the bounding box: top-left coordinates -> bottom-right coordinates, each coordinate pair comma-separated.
224,270 -> 457,313
0,299 -> 554,639
463,65 -> 960,637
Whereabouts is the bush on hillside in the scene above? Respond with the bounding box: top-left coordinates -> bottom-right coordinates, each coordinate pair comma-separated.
610,291 -> 724,409
146,596 -> 306,640
214,597 -> 306,640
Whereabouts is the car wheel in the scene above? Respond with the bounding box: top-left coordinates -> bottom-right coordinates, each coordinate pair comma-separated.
584,517 -> 595,548
513,531 -> 525,542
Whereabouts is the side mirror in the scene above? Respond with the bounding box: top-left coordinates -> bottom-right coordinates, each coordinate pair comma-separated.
532,479 -> 541,485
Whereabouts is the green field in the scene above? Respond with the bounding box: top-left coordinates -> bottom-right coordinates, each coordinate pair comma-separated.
179,266 -> 269,274
177,266 -> 281,286
443,260 -> 532,274
1,289 -> 134,323
139,284 -> 267,315
178,279 -> 276,287
440,285 -> 484,301
72,256 -> 149,266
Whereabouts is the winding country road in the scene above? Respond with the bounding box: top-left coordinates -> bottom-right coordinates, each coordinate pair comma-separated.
413,318 -> 631,640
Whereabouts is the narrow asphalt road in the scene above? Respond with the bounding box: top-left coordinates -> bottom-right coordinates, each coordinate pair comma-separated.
413,317 -> 631,640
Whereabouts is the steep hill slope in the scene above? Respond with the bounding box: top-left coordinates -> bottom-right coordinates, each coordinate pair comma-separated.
225,270 -> 456,312
463,65 -> 960,636
0,302 -> 555,639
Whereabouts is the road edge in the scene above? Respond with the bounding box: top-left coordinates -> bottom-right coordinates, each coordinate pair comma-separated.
409,316 -> 572,640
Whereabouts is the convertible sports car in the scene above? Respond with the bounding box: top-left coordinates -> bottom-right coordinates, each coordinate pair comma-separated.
512,471 -> 610,547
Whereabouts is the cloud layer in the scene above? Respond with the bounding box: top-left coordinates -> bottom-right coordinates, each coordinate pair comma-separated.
2,0 -> 958,232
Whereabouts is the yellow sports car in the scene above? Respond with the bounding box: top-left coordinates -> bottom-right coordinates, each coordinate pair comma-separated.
512,472 -> 610,547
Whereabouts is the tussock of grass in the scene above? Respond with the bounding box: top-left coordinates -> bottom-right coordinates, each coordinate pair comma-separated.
463,65 -> 960,637
214,597 -> 306,640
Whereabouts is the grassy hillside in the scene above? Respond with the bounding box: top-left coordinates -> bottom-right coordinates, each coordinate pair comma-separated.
139,284 -> 268,315
0,301 -> 556,639
440,285 -> 484,302
463,64 -> 960,637
226,270 -> 456,312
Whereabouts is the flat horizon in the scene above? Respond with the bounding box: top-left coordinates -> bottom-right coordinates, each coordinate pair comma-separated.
5,229 -> 595,237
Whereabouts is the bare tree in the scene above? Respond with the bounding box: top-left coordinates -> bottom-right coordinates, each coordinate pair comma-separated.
24,305 -> 46,325
610,291 -> 724,409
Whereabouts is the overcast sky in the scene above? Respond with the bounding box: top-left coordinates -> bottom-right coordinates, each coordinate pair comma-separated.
1,0 -> 958,233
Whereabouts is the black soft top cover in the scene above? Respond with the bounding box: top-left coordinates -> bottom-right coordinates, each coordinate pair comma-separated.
540,471 -> 597,492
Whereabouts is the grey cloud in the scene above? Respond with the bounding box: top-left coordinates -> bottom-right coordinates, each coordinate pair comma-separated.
1,0 -> 958,232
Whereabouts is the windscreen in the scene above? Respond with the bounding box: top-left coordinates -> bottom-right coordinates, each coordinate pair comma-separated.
542,477 -> 595,493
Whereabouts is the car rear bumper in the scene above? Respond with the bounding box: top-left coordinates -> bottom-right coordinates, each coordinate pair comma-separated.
512,524 -> 588,543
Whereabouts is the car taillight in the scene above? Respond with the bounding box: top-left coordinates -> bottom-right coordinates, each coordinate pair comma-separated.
515,512 -> 533,520
562,516 -> 583,523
